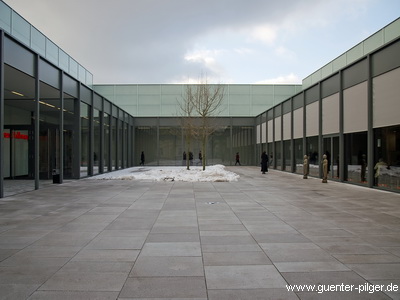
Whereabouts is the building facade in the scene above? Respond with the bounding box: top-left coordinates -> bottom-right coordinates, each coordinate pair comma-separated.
1,0 -> 399,197
256,32 -> 400,192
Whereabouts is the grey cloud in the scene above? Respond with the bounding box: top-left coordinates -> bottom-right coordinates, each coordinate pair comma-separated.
5,0 -> 322,83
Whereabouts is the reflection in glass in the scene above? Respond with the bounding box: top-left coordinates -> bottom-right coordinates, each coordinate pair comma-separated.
374,126 -> 400,191
103,113 -> 110,172
306,136 -> 319,177
93,109 -> 101,174
344,132 -> 367,184
294,138 -> 303,174
284,140 -> 291,171
135,126 -> 157,165
80,102 -> 89,177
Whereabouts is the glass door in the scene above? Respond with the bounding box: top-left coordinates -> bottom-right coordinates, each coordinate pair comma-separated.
323,136 -> 339,179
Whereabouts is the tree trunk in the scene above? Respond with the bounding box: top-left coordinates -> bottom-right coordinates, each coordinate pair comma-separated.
202,135 -> 206,171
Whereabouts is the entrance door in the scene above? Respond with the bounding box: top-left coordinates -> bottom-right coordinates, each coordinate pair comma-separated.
323,136 -> 339,179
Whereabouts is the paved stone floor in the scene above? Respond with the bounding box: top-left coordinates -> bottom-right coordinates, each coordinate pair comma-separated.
0,166 -> 400,299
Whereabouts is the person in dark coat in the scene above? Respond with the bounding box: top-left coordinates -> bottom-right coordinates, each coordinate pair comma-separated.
140,151 -> 145,165
261,151 -> 269,174
235,152 -> 241,166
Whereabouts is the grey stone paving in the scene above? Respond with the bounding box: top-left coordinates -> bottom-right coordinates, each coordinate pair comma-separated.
0,167 -> 399,299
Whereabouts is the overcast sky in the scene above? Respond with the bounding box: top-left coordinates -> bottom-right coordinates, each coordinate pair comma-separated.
4,0 -> 400,84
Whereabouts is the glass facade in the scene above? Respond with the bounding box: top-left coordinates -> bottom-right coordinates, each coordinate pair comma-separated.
256,37 -> 400,193
94,84 -> 302,118
1,34 -> 134,197
1,1 -> 399,197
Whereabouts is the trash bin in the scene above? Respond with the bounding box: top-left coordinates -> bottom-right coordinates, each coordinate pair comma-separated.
52,169 -> 61,184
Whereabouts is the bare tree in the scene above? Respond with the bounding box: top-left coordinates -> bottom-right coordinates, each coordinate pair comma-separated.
178,84 -> 196,170
179,76 -> 225,171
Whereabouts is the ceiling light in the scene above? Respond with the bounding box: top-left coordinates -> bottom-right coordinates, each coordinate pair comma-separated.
11,91 -> 24,97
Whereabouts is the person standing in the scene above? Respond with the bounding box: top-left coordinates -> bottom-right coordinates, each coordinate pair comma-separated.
198,151 -> 202,165
235,152 -> 241,166
140,151 -> 145,166
261,151 -> 269,174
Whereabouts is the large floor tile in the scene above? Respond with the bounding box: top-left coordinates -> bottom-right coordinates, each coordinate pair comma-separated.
130,256 -> 204,277
205,265 -> 287,289
119,277 -> 207,298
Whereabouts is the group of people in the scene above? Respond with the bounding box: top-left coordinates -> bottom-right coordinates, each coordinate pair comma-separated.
182,151 -> 202,165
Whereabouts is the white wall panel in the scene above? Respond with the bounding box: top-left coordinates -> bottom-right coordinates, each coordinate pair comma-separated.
373,67 -> 400,128
256,125 -> 261,144
283,113 -> 291,140
262,122 -> 266,143
275,116 -> 282,140
344,81 -> 368,133
293,108 -> 303,139
322,93 -> 339,135
306,102 -> 319,137
268,120 -> 273,143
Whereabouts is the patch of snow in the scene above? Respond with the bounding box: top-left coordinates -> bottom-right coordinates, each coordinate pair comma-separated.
88,164 -> 239,182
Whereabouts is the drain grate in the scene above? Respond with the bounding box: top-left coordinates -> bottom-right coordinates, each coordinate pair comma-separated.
206,201 -> 219,205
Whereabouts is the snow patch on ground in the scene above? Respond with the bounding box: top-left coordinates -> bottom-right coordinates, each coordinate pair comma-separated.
89,164 -> 239,182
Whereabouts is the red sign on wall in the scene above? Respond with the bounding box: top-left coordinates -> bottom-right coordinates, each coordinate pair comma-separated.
3,132 -> 29,140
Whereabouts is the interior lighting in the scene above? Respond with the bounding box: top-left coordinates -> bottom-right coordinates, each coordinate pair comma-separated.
11,91 -> 24,97
39,100 -> 56,108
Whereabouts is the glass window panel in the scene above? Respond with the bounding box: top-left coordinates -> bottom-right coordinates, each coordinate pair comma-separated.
103,113 -> 110,172
347,43 -> 363,65
138,105 -> 160,116
344,132 -> 367,185
69,58 -> 78,79
252,85 -> 273,95
373,125 -> 400,191
93,109 -> 101,174
78,65 -> 86,83
139,85 -> 160,95
229,85 -> 250,94
11,12 -> 30,45
80,102 -> 90,177
45,39 -> 59,65
294,138 -> 303,174
159,127 -> 180,165
385,18 -> 400,43
364,31 -> 384,54
284,140 -> 291,171
211,126 -> 231,165
31,27 -> 46,57
135,126 -> 157,165
86,71 -> 93,87
161,85 -> 183,94
0,2 -> 11,33
321,63 -> 333,79
63,98 -> 74,179
332,54 -> 347,73
139,95 -> 160,105
230,105 -> 250,116
230,95 -> 250,105
111,117 -> 117,170
58,49 -> 69,72
307,136 -> 319,177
